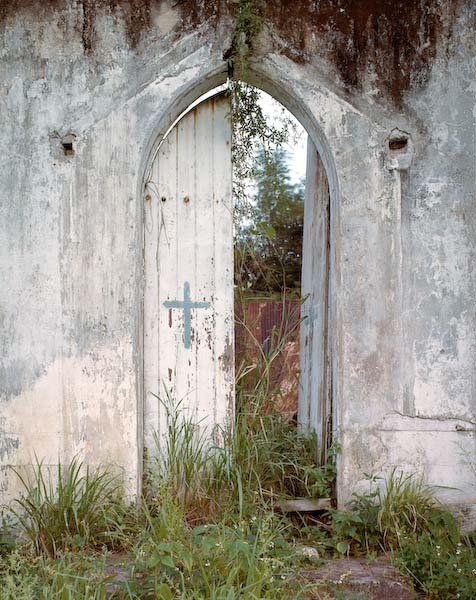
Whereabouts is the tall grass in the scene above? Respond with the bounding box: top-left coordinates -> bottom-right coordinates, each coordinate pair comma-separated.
334,469 -> 461,556
234,294 -> 302,414
10,457 -> 124,557
376,468 -> 459,550
145,371 -> 333,526
228,407 -> 332,506
147,390 -> 228,524
227,292 -> 334,514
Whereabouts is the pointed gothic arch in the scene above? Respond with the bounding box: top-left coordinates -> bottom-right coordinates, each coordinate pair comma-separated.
139,67 -> 339,495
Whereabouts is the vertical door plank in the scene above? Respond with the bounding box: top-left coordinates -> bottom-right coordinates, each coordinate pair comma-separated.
299,138 -> 330,462
156,129 -> 179,440
144,131 -> 178,451
194,99 -> 218,424
211,97 -> 234,427
175,102 -> 197,412
143,151 -> 159,456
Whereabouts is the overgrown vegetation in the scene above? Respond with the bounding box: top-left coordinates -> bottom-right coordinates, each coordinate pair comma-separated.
0,386 -> 326,597
1,395 -> 475,598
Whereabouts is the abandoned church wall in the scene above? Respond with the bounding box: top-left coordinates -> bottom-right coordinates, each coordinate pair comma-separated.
0,1 -> 474,513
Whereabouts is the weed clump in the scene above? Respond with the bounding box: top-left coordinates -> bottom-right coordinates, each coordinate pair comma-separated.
395,533 -> 476,599
1,372 -> 474,598
9,457 -> 125,557
306,469 -> 476,599
143,386 -> 333,526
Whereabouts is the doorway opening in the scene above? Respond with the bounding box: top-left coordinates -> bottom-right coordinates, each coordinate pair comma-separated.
228,82 -> 332,470
232,85 -> 306,425
142,80 -> 333,480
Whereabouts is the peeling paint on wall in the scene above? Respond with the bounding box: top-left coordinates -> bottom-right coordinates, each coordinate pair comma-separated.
0,419 -> 19,462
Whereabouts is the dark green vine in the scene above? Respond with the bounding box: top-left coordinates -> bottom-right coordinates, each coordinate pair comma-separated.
225,0 -> 296,211
224,0 -> 263,80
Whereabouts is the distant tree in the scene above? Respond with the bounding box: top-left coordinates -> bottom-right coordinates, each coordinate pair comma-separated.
235,147 -> 304,294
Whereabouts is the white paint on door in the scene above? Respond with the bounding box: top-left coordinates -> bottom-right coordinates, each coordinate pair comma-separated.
143,93 -> 234,456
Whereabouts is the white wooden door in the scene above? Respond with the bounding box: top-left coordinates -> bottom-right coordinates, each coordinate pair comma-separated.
143,93 -> 234,456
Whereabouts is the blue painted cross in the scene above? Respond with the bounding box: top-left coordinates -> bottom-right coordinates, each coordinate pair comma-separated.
163,281 -> 210,349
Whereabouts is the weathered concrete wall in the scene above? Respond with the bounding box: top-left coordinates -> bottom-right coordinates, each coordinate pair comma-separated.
0,0 -> 475,513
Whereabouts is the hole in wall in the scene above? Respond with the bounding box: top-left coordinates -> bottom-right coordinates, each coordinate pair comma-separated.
388,137 -> 408,152
62,142 -> 74,156
61,133 -> 76,157
386,128 -> 414,170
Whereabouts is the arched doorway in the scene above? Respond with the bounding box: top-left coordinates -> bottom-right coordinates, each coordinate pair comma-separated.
140,70 -> 338,488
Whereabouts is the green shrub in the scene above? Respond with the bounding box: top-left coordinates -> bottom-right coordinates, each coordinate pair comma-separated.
395,533 -> 476,599
129,512 -> 300,599
323,470 -> 462,560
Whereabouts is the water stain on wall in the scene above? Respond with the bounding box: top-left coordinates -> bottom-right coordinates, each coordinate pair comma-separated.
0,0 -> 468,107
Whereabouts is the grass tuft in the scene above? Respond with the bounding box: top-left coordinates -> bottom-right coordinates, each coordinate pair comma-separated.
9,456 -> 125,557
376,467 -> 459,551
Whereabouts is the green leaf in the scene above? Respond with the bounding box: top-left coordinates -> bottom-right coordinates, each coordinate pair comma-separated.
192,524 -> 211,536
265,226 -> 275,239
155,583 -> 173,600
336,541 -> 349,555
148,551 -> 161,568
232,539 -> 250,555
161,554 -> 176,569
180,548 -> 193,571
